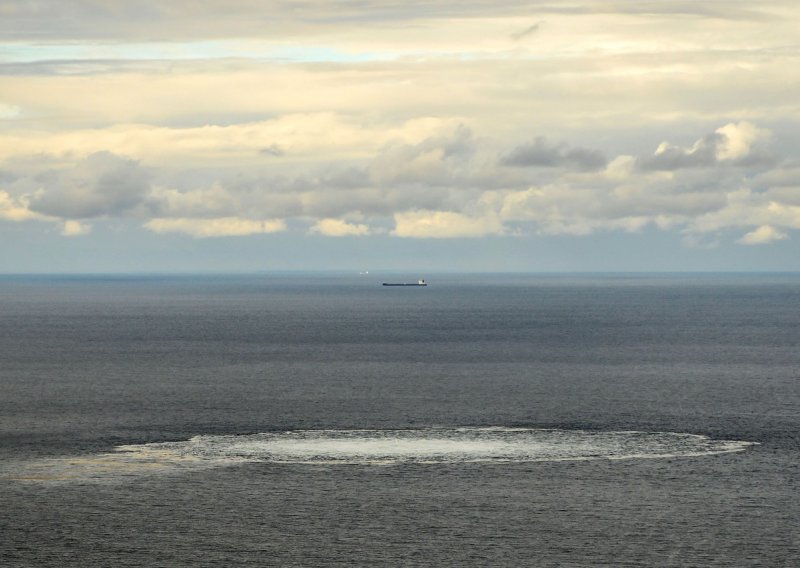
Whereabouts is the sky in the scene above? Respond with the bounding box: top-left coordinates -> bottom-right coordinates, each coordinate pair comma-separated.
1,0 -> 800,273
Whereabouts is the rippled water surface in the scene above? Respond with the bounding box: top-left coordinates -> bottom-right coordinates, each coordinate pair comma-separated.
1,273 -> 798,566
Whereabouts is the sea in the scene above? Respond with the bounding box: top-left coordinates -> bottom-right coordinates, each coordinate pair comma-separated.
0,273 -> 798,567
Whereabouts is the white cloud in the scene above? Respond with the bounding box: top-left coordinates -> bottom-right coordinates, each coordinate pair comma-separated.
715,122 -> 770,161
0,191 -> 38,221
310,218 -> 371,237
61,220 -> 91,236
0,114 -> 467,167
737,225 -> 788,245
637,123 -> 774,171
144,217 -> 286,238
393,210 -> 503,238
688,189 -> 792,233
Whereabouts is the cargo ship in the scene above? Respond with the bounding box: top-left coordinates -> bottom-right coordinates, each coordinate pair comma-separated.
382,279 -> 427,286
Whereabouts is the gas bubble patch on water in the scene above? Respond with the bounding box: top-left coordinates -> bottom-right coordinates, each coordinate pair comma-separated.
1,427 -> 757,483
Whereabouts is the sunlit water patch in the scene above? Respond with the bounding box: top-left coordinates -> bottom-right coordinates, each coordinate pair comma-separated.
2,428 -> 757,483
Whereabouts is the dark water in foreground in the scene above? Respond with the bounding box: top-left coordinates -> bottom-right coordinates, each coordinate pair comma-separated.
1,273 -> 798,566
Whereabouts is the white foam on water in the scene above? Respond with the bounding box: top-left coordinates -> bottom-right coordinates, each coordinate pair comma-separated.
2,428 -> 757,483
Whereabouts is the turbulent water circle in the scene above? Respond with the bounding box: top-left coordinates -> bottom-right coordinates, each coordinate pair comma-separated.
4,428 -> 756,483
130,427 -> 754,465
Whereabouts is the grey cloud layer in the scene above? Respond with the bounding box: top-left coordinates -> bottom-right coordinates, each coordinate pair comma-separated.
0,0 -> 783,40
501,138 -> 607,172
29,153 -> 151,218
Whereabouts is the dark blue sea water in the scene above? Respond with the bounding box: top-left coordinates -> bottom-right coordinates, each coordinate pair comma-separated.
1,273 -> 799,566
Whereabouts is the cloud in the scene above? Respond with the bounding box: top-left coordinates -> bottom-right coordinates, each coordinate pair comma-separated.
259,144 -> 284,157
0,1 -> 538,41
144,217 -> 286,238
510,22 -> 542,41
501,138 -> 607,171
61,220 -> 91,236
0,1 -> 778,43
0,191 -> 39,221
497,181 -> 660,236
737,225 -> 788,245
369,125 -> 474,186
715,122 -> 770,161
637,133 -> 721,170
310,218 -> 371,237
393,210 -> 503,238
1,0 -> 799,268
1,119 -> 798,248
682,187 -> 800,242
637,122 -> 772,171
147,184 -> 239,218
0,114 -> 467,168
29,152 -> 151,218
